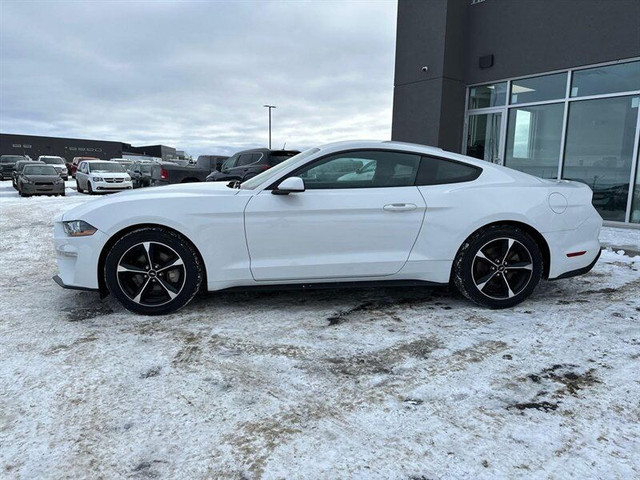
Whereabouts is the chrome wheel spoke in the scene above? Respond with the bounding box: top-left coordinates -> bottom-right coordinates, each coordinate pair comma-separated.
475,250 -> 498,267
157,278 -> 179,300
157,257 -> 184,272
502,238 -> 514,263
117,264 -> 147,274
132,278 -> 151,304
501,274 -> 516,298
475,271 -> 497,291
505,261 -> 533,270
142,242 -> 152,269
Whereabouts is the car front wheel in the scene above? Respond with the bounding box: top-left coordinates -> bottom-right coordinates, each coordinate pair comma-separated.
453,225 -> 543,309
104,227 -> 204,315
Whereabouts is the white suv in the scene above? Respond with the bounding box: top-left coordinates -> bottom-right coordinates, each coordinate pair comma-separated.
38,155 -> 69,180
76,160 -> 133,194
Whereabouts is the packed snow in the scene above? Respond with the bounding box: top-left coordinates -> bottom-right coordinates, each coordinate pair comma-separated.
1,180 -> 639,479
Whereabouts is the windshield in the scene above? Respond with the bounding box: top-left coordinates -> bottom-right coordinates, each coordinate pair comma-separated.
23,165 -> 58,175
1,156 -> 23,163
240,148 -> 320,190
88,162 -> 125,173
41,157 -> 65,165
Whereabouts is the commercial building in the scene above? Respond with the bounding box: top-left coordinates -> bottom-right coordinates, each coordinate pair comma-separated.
392,0 -> 640,226
0,133 -> 179,162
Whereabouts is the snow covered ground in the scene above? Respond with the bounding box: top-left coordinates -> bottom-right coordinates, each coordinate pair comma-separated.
1,180 -> 639,479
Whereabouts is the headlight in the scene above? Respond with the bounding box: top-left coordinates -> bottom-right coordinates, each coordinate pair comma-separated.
125,175 -> 131,181
22,177 -> 33,184
63,220 -> 97,237
55,177 -> 64,184
92,176 -> 104,182
62,167 -> 68,173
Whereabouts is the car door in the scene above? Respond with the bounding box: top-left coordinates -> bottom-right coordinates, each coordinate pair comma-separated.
77,162 -> 88,189
244,149 -> 427,281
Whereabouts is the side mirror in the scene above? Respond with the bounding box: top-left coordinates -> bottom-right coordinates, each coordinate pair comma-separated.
273,176 -> 305,195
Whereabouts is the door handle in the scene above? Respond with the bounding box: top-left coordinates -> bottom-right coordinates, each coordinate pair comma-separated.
383,203 -> 417,212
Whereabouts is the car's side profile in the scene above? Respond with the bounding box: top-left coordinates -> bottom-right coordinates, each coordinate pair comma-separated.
53,141 -> 602,315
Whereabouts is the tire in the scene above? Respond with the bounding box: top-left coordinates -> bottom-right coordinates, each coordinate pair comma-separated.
87,181 -> 94,195
453,225 -> 543,309
76,180 -> 83,193
104,227 -> 203,315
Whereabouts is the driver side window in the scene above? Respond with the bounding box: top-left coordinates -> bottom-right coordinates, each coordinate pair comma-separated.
297,150 -> 420,189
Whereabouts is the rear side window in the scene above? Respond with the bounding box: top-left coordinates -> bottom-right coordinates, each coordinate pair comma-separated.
237,154 -> 258,167
269,152 -> 298,165
416,156 -> 482,186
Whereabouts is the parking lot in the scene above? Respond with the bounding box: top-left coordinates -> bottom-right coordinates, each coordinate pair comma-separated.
1,180 -> 639,479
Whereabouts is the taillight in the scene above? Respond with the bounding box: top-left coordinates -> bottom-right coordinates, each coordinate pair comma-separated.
160,168 -> 168,179
258,165 -> 271,171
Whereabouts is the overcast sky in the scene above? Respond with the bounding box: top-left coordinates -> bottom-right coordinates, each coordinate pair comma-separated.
0,0 -> 398,157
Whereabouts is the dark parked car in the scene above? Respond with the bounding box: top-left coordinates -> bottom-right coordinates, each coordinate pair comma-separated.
38,155 -> 69,180
1,155 -> 27,180
17,164 -> 65,197
12,160 -> 43,189
195,155 -> 229,172
127,160 -> 155,188
205,148 -> 300,183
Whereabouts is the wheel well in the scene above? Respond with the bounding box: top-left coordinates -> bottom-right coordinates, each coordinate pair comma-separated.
97,223 -> 207,296
454,221 -> 551,280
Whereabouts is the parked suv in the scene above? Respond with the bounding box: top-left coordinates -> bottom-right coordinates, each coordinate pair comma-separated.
76,160 -> 132,194
38,156 -> 69,180
206,148 -> 300,183
0,155 -> 27,180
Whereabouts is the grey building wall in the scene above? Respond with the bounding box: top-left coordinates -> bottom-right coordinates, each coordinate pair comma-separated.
0,133 -> 123,161
392,0 -> 640,152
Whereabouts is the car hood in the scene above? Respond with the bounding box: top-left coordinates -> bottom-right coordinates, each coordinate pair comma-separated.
62,181 -> 240,221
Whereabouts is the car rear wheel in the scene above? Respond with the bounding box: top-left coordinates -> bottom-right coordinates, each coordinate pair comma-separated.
104,227 -> 203,315
453,225 -> 542,309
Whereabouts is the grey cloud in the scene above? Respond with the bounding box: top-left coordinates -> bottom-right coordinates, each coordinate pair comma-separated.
0,0 -> 397,157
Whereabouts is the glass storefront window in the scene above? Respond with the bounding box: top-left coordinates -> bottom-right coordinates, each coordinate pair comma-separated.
468,82 -> 507,109
505,103 -> 564,178
631,144 -> 640,224
562,95 -> 638,222
571,60 -> 640,98
510,73 -> 567,104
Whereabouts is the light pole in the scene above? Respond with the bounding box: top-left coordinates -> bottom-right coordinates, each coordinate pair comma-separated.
263,104 -> 276,149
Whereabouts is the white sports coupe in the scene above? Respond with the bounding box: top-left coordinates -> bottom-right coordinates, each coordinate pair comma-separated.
53,140 -> 602,315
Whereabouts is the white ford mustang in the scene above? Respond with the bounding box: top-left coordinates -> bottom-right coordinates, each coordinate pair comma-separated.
53,140 -> 602,315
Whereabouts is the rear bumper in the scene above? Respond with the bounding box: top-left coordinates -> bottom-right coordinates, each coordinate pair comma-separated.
545,212 -> 603,280
551,248 -> 601,280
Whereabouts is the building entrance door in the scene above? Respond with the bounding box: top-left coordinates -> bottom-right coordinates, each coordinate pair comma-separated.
465,112 -> 504,164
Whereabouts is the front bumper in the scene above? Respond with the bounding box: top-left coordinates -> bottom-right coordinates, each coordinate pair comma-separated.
21,183 -> 65,195
92,180 -> 133,192
54,221 -> 110,290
